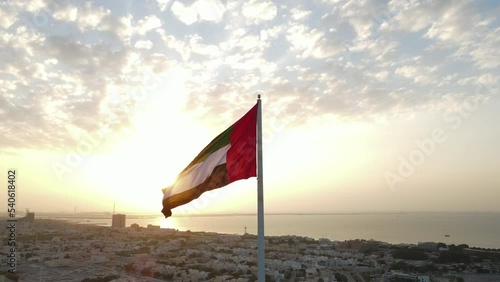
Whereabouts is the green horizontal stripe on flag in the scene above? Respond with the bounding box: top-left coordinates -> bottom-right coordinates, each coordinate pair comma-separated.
181,125 -> 233,174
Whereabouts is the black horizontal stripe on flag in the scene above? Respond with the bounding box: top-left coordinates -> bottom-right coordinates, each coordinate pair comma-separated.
162,164 -> 229,218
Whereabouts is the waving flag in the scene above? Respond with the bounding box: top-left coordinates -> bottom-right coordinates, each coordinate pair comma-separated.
161,103 -> 258,218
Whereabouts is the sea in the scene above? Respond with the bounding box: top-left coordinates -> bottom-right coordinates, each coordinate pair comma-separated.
35,212 -> 500,249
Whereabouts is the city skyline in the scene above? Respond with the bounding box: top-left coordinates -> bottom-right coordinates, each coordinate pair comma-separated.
1,0 -> 499,214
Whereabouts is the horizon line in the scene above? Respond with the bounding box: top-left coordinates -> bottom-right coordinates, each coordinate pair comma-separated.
6,210 -> 500,217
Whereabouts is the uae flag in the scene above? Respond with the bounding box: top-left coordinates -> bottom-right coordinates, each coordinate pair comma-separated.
162,103 -> 258,218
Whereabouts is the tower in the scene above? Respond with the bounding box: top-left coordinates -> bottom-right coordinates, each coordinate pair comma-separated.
112,214 -> 126,228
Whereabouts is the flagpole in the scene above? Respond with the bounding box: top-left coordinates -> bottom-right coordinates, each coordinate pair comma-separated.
257,94 -> 265,282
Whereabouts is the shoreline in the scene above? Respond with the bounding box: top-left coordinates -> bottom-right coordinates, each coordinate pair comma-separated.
5,218 -> 500,251
4,211 -> 500,250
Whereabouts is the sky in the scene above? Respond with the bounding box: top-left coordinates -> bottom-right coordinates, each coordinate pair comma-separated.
0,0 -> 499,215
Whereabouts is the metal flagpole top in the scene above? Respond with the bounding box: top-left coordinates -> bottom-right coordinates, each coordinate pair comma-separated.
257,94 -> 261,100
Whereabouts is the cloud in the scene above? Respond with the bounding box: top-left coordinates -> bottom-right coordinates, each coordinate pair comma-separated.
457,73 -> 499,87
135,15 -> 162,35
395,64 -> 439,85
158,29 -> 191,60
286,24 -> 344,59
335,0 -> 388,39
384,1 -> 498,70
241,0 -> 277,24
177,1 -> 497,127
134,40 -> 153,50
468,27 -> 500,70
170,0 -> 226,25
0,4 -> 18,29
53,2 -> 111,31
1,0 -> 497,152
289,6 -> 312,21
0,2 -> 174,151
157,0 -> 172,12
382,1 -> 448,33
351,38 -> 399,64
50,2 -> 135,42
171,2 -> 198,25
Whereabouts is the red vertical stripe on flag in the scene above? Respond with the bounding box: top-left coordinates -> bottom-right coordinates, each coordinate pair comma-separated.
226,103 -> 258,183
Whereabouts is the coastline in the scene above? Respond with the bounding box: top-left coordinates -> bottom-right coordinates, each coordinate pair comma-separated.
22,211 -> 499,249
0,212 -> 500,249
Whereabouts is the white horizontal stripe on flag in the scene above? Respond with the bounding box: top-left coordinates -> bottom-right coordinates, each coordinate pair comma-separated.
163,144 -> 231,200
